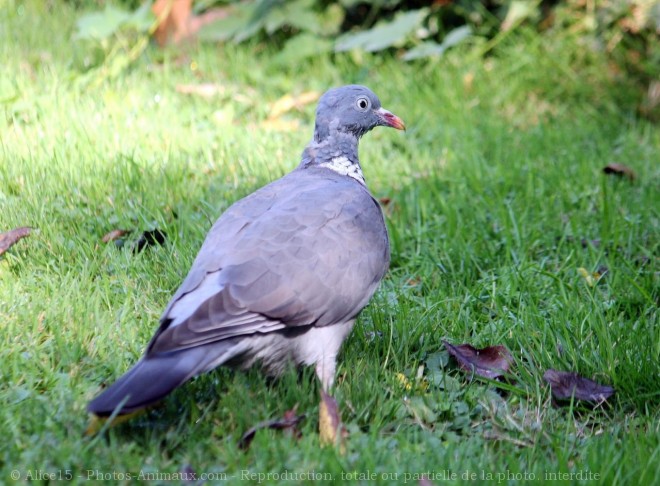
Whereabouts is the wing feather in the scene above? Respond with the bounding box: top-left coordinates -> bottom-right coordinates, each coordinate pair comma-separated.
147,168 -> 389,357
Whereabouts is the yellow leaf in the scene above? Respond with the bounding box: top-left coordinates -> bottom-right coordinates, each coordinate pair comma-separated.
319,390 -> 346,454
176,83 -> 226,98
269,91 -> 320,120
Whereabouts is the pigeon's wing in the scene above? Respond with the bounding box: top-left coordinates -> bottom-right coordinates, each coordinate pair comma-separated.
147,168 -> 389,355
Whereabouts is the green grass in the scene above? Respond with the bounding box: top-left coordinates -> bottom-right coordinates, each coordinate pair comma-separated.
1,1 -> 659,484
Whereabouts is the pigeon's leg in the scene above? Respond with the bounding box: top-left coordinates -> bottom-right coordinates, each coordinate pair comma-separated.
311,319 -> 356,391
315,357 -> 336,392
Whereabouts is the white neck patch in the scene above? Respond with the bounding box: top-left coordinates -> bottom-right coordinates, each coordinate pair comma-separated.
319,156 -> 365,185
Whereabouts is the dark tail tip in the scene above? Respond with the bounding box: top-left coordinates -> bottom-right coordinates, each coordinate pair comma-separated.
88,354 -> 199,417
88,341 -> 235,417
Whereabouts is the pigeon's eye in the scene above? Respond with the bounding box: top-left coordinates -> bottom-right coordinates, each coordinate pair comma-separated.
355,97 -> 370,111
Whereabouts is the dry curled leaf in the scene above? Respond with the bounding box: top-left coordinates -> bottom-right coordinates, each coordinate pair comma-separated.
153,0 -> 192,46
0,227 -> 32,256
543,369 -> 615,404
268,91 -> 320,120
443,341 -> 513,379
603,163 -> 636,181
152,0 -> 230,46
378,196 -> 397,216
238,407 -> 305,450
319,389 -> 347,452
101,229 -> 130,243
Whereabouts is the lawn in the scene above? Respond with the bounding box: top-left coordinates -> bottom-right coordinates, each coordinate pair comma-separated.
1,1 -> 658,484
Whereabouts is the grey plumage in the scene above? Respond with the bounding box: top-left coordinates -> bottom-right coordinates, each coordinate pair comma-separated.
88,85 -> 405,416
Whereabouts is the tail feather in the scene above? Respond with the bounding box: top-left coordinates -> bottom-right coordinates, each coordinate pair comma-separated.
88,342 -> 235,416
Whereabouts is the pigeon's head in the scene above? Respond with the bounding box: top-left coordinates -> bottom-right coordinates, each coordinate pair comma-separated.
314,85 -> 405,142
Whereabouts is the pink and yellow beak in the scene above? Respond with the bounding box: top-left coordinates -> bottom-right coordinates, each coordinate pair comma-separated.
376,107 -> 406,131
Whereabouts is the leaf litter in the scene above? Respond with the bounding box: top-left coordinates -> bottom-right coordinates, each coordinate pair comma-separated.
602,162 -> 636,181
443,341 -> 513,380
543,369 -> 615,404
238,406 -> 305,450
0,227 -> 32,256
319,389 -> 347,453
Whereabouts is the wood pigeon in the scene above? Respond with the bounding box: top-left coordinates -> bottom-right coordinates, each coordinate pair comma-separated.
88,85 -> 405,417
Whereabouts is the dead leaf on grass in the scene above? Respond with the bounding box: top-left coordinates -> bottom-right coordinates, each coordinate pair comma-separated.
443,341 -> 513,379
603,163 -> 636,181
378,196 -> 398,216
319,389 -> 347,452
153,0 -> 192,46
0,227 -> 32,256
101,229 -> 130,243
152,0 -> 231,46
268,91 -> 320,120
176,83 -> 226,98
543,369 -> 615,404
238,406 -> 305,450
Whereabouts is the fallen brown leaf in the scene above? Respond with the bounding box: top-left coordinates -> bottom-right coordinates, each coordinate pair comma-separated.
378,196 -> 398,217
543,369 -> 615,404
443,341 -> 513,379
101,229 -> 130,243
319,389 -> 347,452
603,163 -> 636,181
0,227 -> 32,256
176,83 -> 226,98
238,407 -> 305,450
152,0 -> 231,46
269,91 -> 320,120
152,0 -> 193,46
